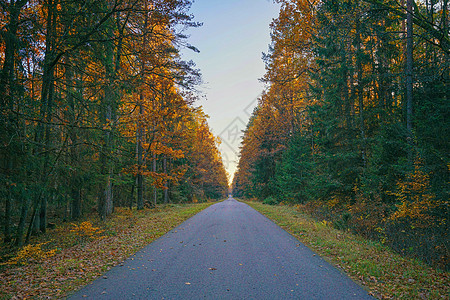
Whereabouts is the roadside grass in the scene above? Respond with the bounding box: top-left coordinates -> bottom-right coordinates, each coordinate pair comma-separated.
0,202 -> 213,299
245,201 -> 449,300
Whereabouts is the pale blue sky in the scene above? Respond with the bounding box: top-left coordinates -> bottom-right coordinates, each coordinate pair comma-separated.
181,0 -> 280,180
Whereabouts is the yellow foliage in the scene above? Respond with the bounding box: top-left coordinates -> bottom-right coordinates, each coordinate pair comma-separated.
5,242 -> 57,266
70,221 -> 104,239
327,196 -> 340,208
389,157 -> 438,226
320,220 -> 331,227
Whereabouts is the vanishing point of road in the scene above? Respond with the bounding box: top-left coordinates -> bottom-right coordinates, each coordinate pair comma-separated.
70,198 -> 373,299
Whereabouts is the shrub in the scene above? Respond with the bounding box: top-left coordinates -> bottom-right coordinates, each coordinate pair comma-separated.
5,243 -> 57,265
70,221 -> 104,244
263,196 -> 279,205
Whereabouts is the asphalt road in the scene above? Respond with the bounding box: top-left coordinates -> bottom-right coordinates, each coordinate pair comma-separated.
69,198 -> 374,299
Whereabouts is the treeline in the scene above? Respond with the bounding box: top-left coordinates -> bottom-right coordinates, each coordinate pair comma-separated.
0,0 -> 228,247
233,0 -> 448,269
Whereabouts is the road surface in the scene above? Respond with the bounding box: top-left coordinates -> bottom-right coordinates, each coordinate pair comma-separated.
70,198 -> 373,299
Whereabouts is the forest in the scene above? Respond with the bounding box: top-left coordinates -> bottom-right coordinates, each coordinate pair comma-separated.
0,0 -> 228,248
232,0 -> 448,269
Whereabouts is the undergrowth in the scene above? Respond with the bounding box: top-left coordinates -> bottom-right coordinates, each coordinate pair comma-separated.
246,201 -> 449,299
0,202 -> 213,299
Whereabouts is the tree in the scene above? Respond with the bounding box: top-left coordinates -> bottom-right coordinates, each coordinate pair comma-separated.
235,0 -> 449,269
1,0 -> 230,249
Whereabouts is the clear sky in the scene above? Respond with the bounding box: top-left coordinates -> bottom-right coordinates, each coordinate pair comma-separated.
181,0 -> 280,182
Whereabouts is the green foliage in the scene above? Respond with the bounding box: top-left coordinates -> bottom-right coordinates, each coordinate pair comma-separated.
276,131 -> 313,203
0,203 -> 213,298
248,201 -> 449,299
234,0 -> 449,270
262,196 -> 279,205
0,0 -> 228,247
333,212 -> 352,231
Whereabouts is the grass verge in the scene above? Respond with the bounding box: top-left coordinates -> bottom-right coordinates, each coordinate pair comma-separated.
0,202 -> 213,299
245,201 -> 448,300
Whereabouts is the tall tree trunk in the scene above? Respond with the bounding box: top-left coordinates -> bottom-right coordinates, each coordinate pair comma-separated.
4,188 -> 12,243
356,22 -> 367,169
137,102 -> 144,210
39,0 -> 59,234
406,0 -> 414,164
32,0 -> 58,234
1,0 -> 28,244
15,194 -> 29,247
442,0 -> 449,113
340,49 -> 353,136
97,7 -> 126,218
0,0 -> 28,104
405,0 -> 413,166
129,176 -> 135,209
153,153 -> 157,206
163,156 -> 169,203
61,0 -> 84,220
66,61 -> 82,220
136,3 -> 149,210
26,186 -> 46,243
98,95 -> 114,219
98,14 -> 119,219
71,182 -> 81,219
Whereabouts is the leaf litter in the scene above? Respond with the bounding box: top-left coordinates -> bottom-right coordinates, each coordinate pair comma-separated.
0,203 -> 212,299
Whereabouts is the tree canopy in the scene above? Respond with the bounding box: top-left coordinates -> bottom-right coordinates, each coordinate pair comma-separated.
233,0 -> 448,269
1,0 -> 228,247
